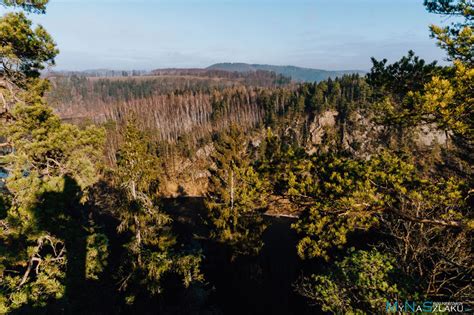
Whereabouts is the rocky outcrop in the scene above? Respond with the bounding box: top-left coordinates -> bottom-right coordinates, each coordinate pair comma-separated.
308,110 -> 338,145
416,124 -> 447,147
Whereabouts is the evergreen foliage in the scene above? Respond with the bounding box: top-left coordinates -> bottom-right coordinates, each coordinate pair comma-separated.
1,0 -> 49,14
425,0 -> 473,63
0,2 -> 106,311
295,248 -> 400,314
205,126 -> 268,257
112,121 -> 203,302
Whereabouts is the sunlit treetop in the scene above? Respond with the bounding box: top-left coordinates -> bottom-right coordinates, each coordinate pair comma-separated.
424,0 -> 473,18
1,0 -> 49,14
0,12 -> 58,80
424,0 -> 474,63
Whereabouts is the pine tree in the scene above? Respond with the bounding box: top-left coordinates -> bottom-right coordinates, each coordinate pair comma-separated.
0,2 -> 106,312
288,150 -> 472,302
113,121 -> 202,303
424,0 -> 473,63
295,248 -> 400,314
205,126 -> 268,257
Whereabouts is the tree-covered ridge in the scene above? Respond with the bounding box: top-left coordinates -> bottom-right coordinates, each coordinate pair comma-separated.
207,62 -> 366,82
46,68 -> 290,110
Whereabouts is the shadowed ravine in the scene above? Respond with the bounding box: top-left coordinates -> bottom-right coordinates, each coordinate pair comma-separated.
161,197 -> 316,315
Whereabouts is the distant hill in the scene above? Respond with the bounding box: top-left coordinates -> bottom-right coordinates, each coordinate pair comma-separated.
47,64 -> 365,83
207,63 -> 366,82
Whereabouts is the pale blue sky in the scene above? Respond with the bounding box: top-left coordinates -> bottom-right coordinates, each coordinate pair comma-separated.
2,0 -> 451,70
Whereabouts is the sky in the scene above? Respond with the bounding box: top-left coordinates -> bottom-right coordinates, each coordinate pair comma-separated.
2,0 -> 452,71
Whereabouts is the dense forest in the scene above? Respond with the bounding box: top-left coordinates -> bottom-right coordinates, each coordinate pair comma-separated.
0,0 -> 473,314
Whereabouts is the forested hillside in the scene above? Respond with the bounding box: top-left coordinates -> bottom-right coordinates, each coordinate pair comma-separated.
0,0 -> 472,314
207,62 -> 365,82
